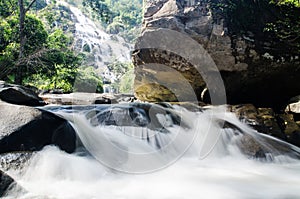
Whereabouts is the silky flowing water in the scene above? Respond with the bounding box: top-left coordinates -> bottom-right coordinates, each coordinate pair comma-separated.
3,103 -> 300,198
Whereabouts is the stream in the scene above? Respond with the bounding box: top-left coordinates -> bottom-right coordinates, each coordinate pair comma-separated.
3,103 -> 300,199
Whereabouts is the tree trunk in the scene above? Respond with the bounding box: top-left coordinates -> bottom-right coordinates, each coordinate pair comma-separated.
15,0 -> 26,85
15,0 -> 37,85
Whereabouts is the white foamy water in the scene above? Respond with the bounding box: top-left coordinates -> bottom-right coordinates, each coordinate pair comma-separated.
4,105 -> 300,199
57,0 -> 131,78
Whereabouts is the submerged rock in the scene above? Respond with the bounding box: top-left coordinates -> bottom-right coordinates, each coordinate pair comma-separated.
0,81 -> 45,106
0,101 -> 76,154
228,104 -> 300,148
223,121 -> 300,160
65,103 -> 188,133
0,170 -> 15,197
228,104 -> 285,139
238,134 -> 267,159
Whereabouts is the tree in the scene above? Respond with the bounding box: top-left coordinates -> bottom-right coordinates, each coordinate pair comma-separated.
23,29 -> 83,92
0,14 -> 48,81
15,0 -> 38,84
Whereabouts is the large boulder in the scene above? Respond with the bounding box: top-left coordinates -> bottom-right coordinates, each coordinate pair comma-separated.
132,0 -> 300,109
0,101 -> 76,153
0,81 -> 45,106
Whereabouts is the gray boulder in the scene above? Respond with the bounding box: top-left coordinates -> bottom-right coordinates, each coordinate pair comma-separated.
0,81 -> 45,106
0,101 -> 76,153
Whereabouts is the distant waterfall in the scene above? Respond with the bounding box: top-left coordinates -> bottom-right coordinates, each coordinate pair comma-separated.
58,1 -> 132,80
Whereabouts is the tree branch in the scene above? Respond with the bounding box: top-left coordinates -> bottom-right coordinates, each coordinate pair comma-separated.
25,0 -> 37,13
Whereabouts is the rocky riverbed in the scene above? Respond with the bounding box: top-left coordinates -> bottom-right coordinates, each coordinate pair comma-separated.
0,81 -> 300,196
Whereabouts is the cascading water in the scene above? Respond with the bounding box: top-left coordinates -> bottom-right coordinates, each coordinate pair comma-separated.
3,103 -> 300,199
58,0 -> 131,77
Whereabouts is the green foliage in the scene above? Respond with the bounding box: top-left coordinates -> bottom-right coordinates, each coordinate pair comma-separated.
0,0 -> 46,18
47,29 -> 71,49
39,3 -> 75,33
107,59 -> 132,79
82,0 -> 113,23
209,0 -> 300,56
82,0 -> 143,43
0,19 -> 12,51
106,0 -> 143,42
0,0 -> 18,18
0,0 -> 138,92
0,14 -> 50,80
74,66 -> 103,93
24,28 -> 83,92
25,63 -> 78,92
107,59 -> 133,92
7,14 -> 48,54
0,0 -> 81,91
119,67 -> 134,93
106,16 -> 125,34
272,0 -> 300,7
264,2 -> 300,54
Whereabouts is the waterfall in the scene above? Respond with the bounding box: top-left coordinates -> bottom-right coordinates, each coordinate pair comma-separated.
4,103 -> 300,198
57,0 -> 132,77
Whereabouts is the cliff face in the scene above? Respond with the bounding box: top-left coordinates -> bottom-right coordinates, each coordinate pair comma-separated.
132,0 -> 300,109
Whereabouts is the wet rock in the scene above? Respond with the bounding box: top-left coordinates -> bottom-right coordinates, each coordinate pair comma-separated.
0,152 -> 33,171
0,170 -> 15,197
94,97 -> 117,104
224,121 -> 300,160
288,130 -> 300,147
40,93 -> 134,105
85,103 -> 187,132
257,108 -> 284,139
0,101 -> 76,153
277,114 -> 300,146
229,104 -> 285,140
0,81 -> 45,106
230,104 -> 260,125
53,103 -> 189,133
228,104 -> 300,147
238,134 -> 267,159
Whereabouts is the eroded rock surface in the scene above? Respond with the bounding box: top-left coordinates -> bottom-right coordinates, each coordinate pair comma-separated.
132,0 -> 300,109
